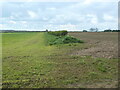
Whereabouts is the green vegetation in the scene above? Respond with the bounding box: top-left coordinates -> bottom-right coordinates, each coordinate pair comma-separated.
62,36 -> 84,44
2,32 -> 118,88
48,30 -> 68,36
83,30 -> 87,32
104,29 -> 120,32
46,31 -> 83,45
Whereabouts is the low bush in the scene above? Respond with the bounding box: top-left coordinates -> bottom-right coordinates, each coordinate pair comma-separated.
48,30 -> 68,36
62,36 -> 84,44
46,34 -> 84,45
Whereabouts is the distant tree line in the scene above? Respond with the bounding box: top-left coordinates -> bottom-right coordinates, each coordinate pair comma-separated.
83,28 -> 99,32
104,29 -> 120,32
48,30 -> 68,36
83,30 -> 87,32
0,30 -> 15,33
89,28 -> 99,32
82,28 -> 120,32
1,29 -> 119,33
0,30 -> 46,33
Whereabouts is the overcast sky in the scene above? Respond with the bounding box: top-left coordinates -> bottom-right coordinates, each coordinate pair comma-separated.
0,0 -> 118,31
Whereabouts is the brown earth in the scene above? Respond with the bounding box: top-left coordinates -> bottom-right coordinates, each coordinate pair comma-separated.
69,32 -> 118,59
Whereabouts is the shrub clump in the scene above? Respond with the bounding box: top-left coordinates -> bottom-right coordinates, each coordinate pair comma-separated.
47,30 -> 84,45
48,30 -> 68,36
48,35 -> 84,45
62,36 -> 84,44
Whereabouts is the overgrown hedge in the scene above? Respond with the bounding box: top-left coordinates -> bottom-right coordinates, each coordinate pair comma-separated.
47,35 -> 84,45
48,30 -> 68,36
46,30 -> 84,45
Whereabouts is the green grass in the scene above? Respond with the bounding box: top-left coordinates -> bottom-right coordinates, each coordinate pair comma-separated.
2,32 -> 118,88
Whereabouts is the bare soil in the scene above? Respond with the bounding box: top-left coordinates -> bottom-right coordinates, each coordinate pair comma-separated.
69,32 -> 118,59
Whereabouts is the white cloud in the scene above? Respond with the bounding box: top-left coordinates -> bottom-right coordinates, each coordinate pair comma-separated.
0,24 -> 3,27
83,0 -> 118,5
21,21 -> 27,24
86,14 -> 98,24
11,12 -> 21,18
43,17 -> 48,21
58,24 -> 77,30
9,20 -> 16,24
83,0 -> 94,5
27,11 -> 38,18
0,0 -> 118,2
0,1 -> 118,30
91,17 -> 98,24
47,7 -> 56,11
45,24 -> 77,31
103,14 -> 116,21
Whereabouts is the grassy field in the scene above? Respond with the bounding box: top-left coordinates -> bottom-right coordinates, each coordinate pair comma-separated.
2,32 -> 118,88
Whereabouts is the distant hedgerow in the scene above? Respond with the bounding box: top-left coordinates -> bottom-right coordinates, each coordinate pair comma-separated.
48,30 -> 68,36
